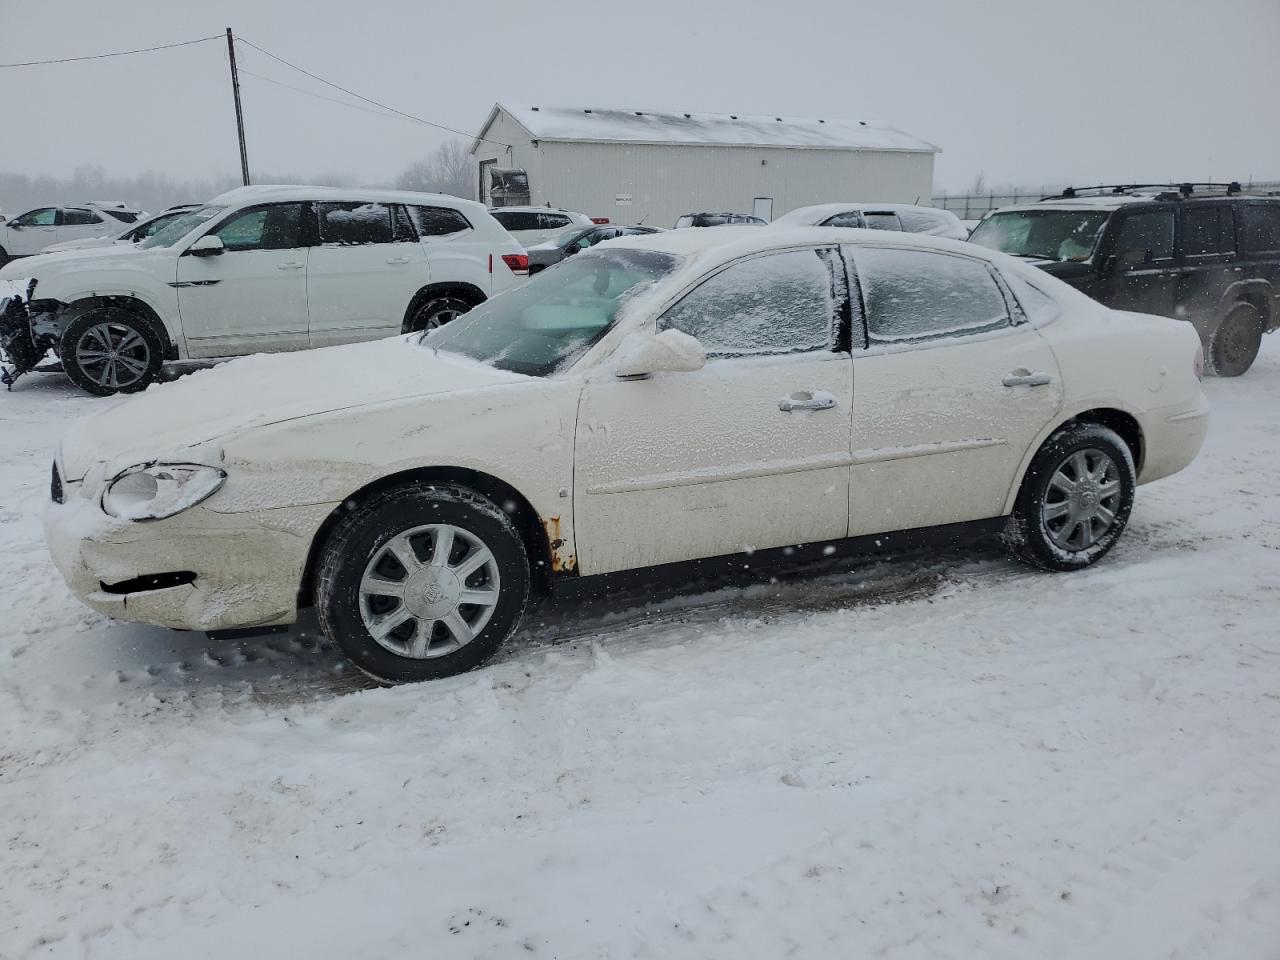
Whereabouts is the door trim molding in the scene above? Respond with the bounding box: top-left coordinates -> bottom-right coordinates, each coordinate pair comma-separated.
851,437 -> 1006,465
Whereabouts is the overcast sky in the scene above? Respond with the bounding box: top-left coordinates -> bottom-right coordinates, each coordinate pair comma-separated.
3,0 -> 1278,191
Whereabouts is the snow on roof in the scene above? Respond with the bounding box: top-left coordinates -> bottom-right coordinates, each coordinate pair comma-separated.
479,104 -> 938,154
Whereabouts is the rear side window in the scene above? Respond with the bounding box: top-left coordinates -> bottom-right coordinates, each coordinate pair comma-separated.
540,213 -> 572,229
823,212 -> 865,228
317,202 -> 394,245
491,211 -> 541,231
1112,210 -> 1175,261
854,247 -> 1010,344
862,212 -> 904,232
658,248 -> 838,357
62,208 -> 104,225
1181,206 -> 1235,257
1239,204 -> 1280,254
409,205 -> 471,237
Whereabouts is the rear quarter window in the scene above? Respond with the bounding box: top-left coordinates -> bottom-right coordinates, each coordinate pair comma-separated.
1239,204 -> 1280,254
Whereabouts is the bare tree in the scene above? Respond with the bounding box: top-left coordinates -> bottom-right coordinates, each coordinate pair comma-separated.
395,140 -> 474,199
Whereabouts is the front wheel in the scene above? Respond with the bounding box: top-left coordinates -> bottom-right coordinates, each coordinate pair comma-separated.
60,309 -> 163,396
1209,302 -> 1264,377
315,484 -> 530,683
1004,423 -> 1136,571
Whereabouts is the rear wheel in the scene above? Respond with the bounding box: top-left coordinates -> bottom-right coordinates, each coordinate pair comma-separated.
1005,423 -> 1136,571
409,295 -> 473,334
315,484 -> 530,683
60,308 -> 163,396
1209,302 -> 1264,377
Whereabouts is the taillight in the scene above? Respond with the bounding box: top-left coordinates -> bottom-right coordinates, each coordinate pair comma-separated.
1193,344 -> 1205,381
501,253 -> 529,276
590,217 -> 610,224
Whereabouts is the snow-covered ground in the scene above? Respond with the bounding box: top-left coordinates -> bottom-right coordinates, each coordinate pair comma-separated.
2,341 -> 1279,959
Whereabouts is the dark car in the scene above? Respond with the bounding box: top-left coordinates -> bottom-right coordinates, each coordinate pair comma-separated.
674,212 -> 767,228
968,183 -> 1280,376
526,224 -> 663,273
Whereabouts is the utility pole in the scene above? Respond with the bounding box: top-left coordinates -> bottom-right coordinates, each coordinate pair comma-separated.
225,28 -> 250,186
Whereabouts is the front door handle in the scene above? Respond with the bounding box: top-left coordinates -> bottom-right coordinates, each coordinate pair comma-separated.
1002,369 -> 1053,387
386,256 -> 412,265
276,261 -> 305,271
779,389 -> 837,412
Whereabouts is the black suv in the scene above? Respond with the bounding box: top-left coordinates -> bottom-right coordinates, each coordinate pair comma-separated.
968,183 -> 1280,375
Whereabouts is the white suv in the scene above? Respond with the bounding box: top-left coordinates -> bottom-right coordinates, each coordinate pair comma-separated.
488,206 -> 595,247
0,202 -> 144,262
0,185 -> 528,395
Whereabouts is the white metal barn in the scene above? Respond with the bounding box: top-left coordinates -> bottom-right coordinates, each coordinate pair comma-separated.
469,103 -> 938,228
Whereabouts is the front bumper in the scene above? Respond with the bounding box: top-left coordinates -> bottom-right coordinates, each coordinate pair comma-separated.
43,483 -> 335,632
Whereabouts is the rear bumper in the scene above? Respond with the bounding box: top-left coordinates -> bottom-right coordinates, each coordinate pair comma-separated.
1138,390 -> 1210,485
42,491 -> 332,631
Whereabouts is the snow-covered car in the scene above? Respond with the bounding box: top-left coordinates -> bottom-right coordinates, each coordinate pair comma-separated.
43,227 -> 1209,684
0,202 -> 143,263
488,206 -> 594,247
771,202 -> 969,240
527,223 -> 663,273
0,185 -> 528,395
39,204 -> 200,254
673,212 -> 767,228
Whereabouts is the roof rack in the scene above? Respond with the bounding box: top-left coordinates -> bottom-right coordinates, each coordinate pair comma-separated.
1042,182 -> 1244,201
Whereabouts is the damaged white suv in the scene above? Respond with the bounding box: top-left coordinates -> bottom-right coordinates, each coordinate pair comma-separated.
0,185 -> 528,394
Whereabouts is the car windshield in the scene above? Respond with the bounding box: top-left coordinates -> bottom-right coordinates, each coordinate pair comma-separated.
422,248 -> 680,377
139,205 -> 225,249
968,209 -> 1110,262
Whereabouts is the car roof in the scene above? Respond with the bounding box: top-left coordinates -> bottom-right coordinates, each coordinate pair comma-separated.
207,184 -> 489,215
775,202 -> 960,224
489,205 -> 584,214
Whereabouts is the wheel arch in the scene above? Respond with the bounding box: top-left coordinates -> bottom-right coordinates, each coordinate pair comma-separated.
61,295 -> 178,360
297,465 -> 557,610
401,283 -> 488,334
1004,406 -> 1145,514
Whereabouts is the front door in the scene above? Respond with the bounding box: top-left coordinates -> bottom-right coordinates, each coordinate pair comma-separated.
574,246 -> 853,574
845,245 -> 1063,535
5,207 -> 57,255
1098,206 -> 1179,317
174,202 -> 310,358
307,201 -> 429,347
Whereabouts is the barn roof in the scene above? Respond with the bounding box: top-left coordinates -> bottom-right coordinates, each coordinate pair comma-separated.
472,103 -> 938,154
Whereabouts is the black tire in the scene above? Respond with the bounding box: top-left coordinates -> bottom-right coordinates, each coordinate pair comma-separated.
409,295 -> 473,334
0,247 -> 9,267
1004,423 -> 1136,572
1209,302 -> 1264,377
60,308 -> 163,396
315,484 -> 530,683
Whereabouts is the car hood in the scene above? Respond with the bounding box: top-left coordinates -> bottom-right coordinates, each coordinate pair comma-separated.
0,241 -> 158,279
59,337 -> 527,480
42,237 -> 124,253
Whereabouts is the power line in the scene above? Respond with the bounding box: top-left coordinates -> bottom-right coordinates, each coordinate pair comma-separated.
0,34 -> 223,68
238,68 -> 419,125
234,34 -> 508,147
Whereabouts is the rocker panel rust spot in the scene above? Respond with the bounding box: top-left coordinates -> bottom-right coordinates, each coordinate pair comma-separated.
541,515 -> 577,573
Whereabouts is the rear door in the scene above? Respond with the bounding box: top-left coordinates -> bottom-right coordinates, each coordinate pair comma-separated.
56,207 -> 111,244
1176,203 -> 1239,329
1236,202 -> 1280,329
845,244 -> 1063,535
174,202 -> 310,357
1096,206 -> 1179,316
308,201 -> 428,347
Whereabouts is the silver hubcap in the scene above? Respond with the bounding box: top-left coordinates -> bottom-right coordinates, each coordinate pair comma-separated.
423,308 -> 461,331
359,524 -> 500,659
1042,448 -> 1122,552
76,322 -> 149,389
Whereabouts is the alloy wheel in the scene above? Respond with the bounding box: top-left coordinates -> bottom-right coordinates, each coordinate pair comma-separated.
1041,448 -> 1122,552
75,322 -> 151,390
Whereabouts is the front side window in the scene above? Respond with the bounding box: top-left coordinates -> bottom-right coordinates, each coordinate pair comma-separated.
1181,205 -> 1235,257
102,209 -> 138,223
129,211 -> 186,241
213,203 -> 304,252
658,248 -> 839,357
141,205 -> 224,249
1111,210 -> 1175,262
317,202 -> 394,245
425,248 -> 679,377
1239,203 -> 1280,254
854,247 -> 1010,345
409,205 -> 471,238
968,209 -> 1110,262
61,208 -> 104,226
11,207 -> 55,227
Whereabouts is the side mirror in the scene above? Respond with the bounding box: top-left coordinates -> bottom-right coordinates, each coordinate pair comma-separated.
613,329 -> 707,378
187,234 -> 225,257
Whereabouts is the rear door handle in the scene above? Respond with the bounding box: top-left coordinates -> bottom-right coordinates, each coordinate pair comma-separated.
1002,370 -> 1053,387
276,261 -> 305,271
386,256 -> 412,264
779,389 -> 837,412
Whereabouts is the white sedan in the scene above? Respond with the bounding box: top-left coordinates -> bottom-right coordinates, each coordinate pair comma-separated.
44,228 -> 1210,683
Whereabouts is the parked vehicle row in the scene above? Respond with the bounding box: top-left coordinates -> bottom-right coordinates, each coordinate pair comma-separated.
41,226 -> 1209,683
0,201 -> 143,262
0,186 -> 527,393
41,203 -> 200,253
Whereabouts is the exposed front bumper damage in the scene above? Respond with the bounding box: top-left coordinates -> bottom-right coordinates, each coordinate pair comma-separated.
43,474 -> 336,632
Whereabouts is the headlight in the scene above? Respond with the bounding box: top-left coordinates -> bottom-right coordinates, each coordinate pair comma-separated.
102,463 -> 226,521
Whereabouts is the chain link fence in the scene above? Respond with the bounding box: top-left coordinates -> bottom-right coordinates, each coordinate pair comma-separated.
931,181 -> 1280,221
